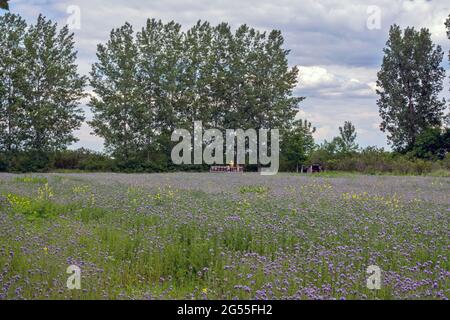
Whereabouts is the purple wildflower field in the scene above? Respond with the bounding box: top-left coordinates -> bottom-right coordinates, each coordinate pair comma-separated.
0,172 -> 448,300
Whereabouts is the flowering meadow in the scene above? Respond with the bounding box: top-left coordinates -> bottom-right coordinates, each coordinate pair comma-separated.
0,172 -> 448,300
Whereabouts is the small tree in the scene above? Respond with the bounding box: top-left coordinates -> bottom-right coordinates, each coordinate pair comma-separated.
410,127 -> 449,160
336,121 -> 359,153
282,119 -> 316,172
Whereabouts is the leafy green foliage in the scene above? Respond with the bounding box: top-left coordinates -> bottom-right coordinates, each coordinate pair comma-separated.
409,127 -> 450,160
22,15 -> 86,151
90,19 -> 302,165
281,119 -> 316,171
89,23 -> 144,160
0,150 -> 53,172
53,148 -> 112,171
0,13 -> 86,153
14,176 -> 48,184
310,145 -> 449,175
336,121 -> 359,153
0,13 -> 27,152
6,194 -> 62,220
446,15 -> 450,125
5,183 -> 57,220
376,25 -> 446,152
239,185 -> 268,194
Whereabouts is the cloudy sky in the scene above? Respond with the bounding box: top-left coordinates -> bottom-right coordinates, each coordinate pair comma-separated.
6,0 -> 450,151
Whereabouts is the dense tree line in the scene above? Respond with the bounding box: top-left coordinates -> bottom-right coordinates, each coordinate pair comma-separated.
0,13 -> 86,169
89,19 -> 301,167
0,11 -> 449,173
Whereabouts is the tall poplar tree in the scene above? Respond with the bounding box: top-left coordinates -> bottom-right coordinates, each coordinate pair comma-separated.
209,23 -> 234,130
0,13 -> 27,152
376,25 -> 446,152
136,19 -> 184,160
181,21 -> 214,127
446,15 -> 450,126
90,23 -> 144,160
21,15 -> 86,152
226,26 -> 302,131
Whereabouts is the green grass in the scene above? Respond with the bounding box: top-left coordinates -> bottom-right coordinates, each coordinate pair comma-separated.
51,169 -> 98,174
299,171 -> 360,178
427,169 -> 450,177
239,185 -> 269,194
5,194 -> 65,220
14,176 -> 48,184
296,169 -> 450,178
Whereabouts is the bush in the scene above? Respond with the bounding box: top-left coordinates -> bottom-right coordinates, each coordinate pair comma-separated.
305,146 -> 449,176
14,176 -> 48,184
5,151 -> 53,172
409,127 -> 450,160
0,153 -> 8,172
54,148 -> 112,171
0,145 -> 448,175
441,153 -> 450,170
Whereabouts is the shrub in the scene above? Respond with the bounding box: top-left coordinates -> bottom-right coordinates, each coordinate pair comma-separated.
305,146 -> 448,175
54,148 -> 112,171
239,185 -> 269,194
14,176 -> 48,184
5,185 -> 62,220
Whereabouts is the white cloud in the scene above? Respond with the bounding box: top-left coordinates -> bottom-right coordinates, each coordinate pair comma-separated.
297,66 -> 377,99
298,66 -> 336,89
70,122 -> 104,151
